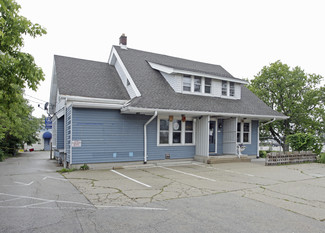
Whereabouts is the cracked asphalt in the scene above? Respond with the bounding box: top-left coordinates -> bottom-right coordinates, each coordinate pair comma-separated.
65,160 -> 325,222
1,151 -> 325,233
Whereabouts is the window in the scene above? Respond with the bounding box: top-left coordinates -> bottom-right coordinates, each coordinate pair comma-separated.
159,119 -> 169,144
222,81 -> 235,97
230,82 -> 235,96
194,76 -> 201,92
158,117 -> 194,145
205,78 -> 211,94
183,75 -> 191,91
185,121 -> 193,144
243,122 -> 250,143
222,81 -> 228,96
183,75 -> 212,94
237,121 -> 251,143
172,120 -> 182,144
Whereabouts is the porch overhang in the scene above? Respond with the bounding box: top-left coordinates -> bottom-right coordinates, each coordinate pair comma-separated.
120,106 -> 289,120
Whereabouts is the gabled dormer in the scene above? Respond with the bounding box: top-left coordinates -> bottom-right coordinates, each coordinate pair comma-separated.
148,62 -> 247,100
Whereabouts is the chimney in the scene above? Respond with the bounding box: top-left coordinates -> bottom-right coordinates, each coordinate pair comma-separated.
119,34 -> 127,49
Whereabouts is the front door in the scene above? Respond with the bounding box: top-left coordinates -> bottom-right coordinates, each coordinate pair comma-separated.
209,121 -> 216,153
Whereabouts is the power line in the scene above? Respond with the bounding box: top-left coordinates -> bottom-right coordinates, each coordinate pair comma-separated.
24,94 -> 47,103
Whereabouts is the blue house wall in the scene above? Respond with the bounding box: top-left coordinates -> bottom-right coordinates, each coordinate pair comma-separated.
217,119 -> 223,154
70,108 -> 195,164
243,120 -> 258,155
57,116 -> 64,149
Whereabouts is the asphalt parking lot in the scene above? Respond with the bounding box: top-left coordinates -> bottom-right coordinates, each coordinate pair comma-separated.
64,160 -> 325,221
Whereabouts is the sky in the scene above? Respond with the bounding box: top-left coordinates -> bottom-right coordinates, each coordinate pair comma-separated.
18,0 -> 325,118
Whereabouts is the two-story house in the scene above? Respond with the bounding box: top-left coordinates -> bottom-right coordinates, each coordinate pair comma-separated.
49,34 -> 287,167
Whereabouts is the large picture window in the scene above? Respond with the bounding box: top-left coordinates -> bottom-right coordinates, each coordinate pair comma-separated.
158,117 -> 195,145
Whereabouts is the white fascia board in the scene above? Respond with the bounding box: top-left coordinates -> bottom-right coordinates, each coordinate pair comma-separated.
121,106 -> 289,120
71,102 -> 124,109
59,95 -> 128,105
148,61 -> 248,85
49,59 -> 58,114
108,46 -> 141,97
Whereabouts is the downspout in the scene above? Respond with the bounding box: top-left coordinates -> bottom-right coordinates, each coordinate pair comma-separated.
63,97 -> 68,168
144,111 -> 157,164
257,118 -> 276,158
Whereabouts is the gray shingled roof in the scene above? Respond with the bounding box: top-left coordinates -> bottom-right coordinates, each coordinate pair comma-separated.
114,46 -> 286,118
54,55 -> 129,100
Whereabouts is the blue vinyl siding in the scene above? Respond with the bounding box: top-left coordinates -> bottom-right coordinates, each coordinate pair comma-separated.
147,118 -> 195,160
217,119 -> 223,154
71,108 -> 150,164
57,116 -> 65,149
70,108 -> 195,164
243,120 -> 258,155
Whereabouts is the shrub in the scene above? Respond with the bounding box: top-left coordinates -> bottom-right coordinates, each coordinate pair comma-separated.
80,164 -> 89,170
287,133 -> 322,155
259,150 -> 267,158
319,153 -> 325,164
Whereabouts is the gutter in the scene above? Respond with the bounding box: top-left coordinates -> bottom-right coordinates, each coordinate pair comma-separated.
260,118 -> 276,127
144,111 -> 157,164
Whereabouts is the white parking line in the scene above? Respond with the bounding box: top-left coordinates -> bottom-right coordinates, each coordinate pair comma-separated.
111,170 -> 151,188
158,166 -> 216,182
14,181 -> 34,186
42,176 -> 67,181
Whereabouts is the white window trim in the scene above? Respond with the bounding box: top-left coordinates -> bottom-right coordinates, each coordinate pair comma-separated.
157,116 -> 195,146
222,81 -> 235,97
237,120 -> 251,144
182,75 -> 212,95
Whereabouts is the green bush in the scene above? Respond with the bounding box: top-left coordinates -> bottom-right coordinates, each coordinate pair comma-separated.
259,150 -> 267,158
80,164 -> 89,170
319,153 -> 325,163
287,133 -> 322,155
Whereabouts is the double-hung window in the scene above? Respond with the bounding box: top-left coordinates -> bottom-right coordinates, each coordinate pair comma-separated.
194,76 -> 201,93
205,78 -> 211,94
159,119 -> 169,144
237,121 -> 251,143
158,117 -> 194,145
183,75 -> 211,94
222,81 -> 228,96
222,81 -> 235,97
183,75 -> 192,92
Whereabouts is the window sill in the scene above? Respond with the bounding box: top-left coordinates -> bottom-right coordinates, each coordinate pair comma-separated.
158,143 -> 195,147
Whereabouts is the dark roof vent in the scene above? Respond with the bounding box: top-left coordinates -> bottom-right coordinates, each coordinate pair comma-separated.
119,34 -> 127,49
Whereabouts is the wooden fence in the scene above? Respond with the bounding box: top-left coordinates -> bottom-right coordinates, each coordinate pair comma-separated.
265,151 -> 317,166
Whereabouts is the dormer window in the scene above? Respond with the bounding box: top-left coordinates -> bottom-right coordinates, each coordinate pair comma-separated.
182,75 -> 210,94
194,76 -> 201,92
222,81 -> 235,97
205,78 -> 211,94
183,75 -> 191,91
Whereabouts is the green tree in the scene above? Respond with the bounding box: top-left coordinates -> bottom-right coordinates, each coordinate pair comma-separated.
0,0 -> 46,158
248,61 -> 325,151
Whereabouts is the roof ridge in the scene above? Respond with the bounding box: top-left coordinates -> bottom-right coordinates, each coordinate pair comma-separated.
54,54 -> 109,65
113,45 -> 226,69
